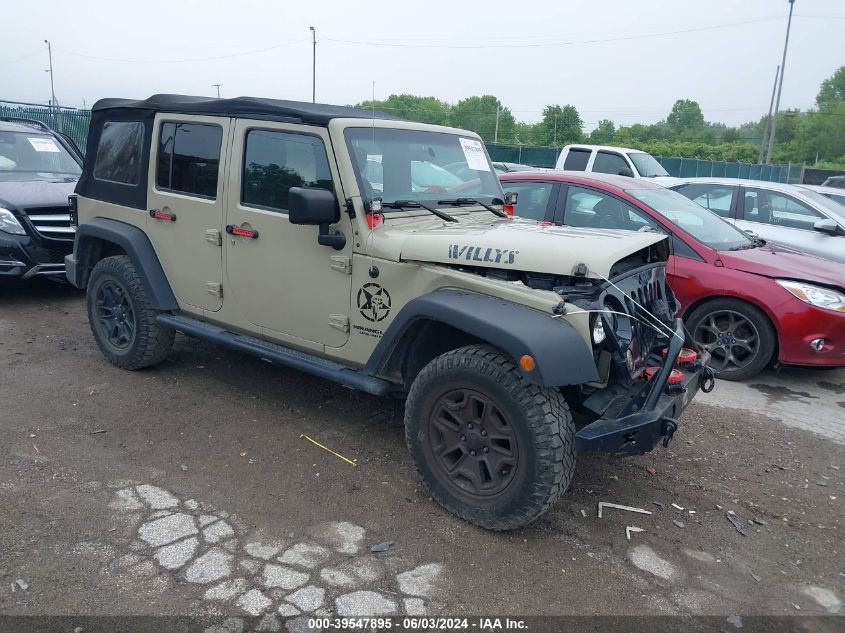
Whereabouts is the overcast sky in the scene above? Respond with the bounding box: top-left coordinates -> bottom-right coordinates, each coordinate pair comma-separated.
3,0 -> 843,131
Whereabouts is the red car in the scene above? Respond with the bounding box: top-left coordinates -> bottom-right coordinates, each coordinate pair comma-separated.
499,171 -> 845,380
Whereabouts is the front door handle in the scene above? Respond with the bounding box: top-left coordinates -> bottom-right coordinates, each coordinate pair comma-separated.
226,225 -> 259,239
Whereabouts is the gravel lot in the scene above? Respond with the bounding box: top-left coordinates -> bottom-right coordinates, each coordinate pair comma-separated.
1,281 -> 842,627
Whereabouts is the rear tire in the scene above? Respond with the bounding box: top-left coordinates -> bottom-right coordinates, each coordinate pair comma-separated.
686,298 -> 775,381
404,344 -> 575,530
87,255 -> 174,370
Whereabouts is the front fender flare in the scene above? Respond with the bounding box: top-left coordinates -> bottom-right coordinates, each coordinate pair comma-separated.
365,288 -> 599,387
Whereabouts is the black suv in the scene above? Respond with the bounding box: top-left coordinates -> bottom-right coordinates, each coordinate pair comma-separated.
0,118 -> 82,280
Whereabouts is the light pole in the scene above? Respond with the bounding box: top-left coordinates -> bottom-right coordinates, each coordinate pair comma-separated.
765,0 -> 795,164
310,26 -> 316,103
44,39 -> 62,132
212,83 -> 222,98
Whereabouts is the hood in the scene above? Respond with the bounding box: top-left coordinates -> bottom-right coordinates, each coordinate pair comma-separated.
0,176 -> 78,212
718,243 -> 845,290
371,215 -> 668,279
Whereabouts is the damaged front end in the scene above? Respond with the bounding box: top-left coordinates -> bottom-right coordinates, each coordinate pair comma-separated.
562,261 -> 716,454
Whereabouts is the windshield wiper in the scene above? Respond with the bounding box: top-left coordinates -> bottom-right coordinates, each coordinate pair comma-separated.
382,200 -> 458,223
438,197 -> 509,218
728,238 -> 764,251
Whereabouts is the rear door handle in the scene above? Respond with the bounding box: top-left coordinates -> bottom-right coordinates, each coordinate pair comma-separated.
149,208 -> 177,222
226,225 -> 259,239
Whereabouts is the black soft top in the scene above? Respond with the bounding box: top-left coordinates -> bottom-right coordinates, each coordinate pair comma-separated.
92,94 -> 400,126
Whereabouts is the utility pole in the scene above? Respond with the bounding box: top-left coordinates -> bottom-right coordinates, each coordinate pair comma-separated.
494,106 -> 500,144
44,39 -> 62,132
758,65 -> 779,164
212,84 -> 222,98
766,0 -> 795,164
553,114 -> 558,148
309,26 -> 316,103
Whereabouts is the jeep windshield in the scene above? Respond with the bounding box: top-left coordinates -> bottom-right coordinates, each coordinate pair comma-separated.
0,131 -> 81,177
345,127 -> 502,208
627,187 -> 754,251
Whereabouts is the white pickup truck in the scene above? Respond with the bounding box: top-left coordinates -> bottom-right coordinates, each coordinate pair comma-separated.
555,144 -> 669,179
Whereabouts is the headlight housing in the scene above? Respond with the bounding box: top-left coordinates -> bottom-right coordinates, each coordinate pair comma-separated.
0,207 -> 26,235
776,279 -> 845,313
592,315 -> 607,344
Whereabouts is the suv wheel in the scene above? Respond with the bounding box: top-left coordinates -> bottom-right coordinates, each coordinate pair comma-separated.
404,344 -> 575,530
87,255 -> 174,370
686,298 -> 775,381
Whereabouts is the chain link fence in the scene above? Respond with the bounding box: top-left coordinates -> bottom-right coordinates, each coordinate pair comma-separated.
1,100 -> 91,152
0,101 -> 806,183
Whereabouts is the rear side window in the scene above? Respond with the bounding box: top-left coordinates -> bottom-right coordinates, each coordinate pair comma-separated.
563,148 -> 590,171
157,122 -> 223,199
500,180 -> 554,221
93,121 -> 144,185
242,130 -> 333,212
592,151 -> 629,175
675,183 -> 735,218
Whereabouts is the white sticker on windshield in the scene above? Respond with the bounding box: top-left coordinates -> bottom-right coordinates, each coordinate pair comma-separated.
28,137 -> 61,153
459,138 -> 490,172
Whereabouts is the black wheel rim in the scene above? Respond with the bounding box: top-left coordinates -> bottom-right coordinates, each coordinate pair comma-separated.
95,279 -> 136,350
423,387 -> 520,500
693,309 -> 759,372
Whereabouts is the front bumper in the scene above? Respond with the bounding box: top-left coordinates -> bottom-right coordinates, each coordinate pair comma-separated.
0,232 -> 70,279
575,318 -> 714,455
774,296 -> 845,368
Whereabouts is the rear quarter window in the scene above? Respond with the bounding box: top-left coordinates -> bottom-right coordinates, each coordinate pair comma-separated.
563,149 -> 590,171
93,121 -> 144,185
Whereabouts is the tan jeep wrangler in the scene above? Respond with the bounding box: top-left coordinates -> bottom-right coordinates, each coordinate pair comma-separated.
67,95 -> 713,530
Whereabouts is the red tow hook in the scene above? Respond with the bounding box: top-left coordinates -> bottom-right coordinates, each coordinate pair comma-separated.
661,347 -> 698,365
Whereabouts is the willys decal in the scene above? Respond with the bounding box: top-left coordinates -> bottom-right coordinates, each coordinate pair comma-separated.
448,245 -> 518,265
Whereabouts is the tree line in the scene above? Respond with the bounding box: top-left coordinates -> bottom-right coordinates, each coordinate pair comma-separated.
356,66 -> 845,168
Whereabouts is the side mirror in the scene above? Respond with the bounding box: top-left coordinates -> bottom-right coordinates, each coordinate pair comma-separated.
288,187 -> 346,250
289,187 -> 339,225
813,218 -> 839,235
617,167 -> 635,178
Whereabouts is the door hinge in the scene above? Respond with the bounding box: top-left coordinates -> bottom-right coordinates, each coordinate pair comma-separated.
329,314 -> 350,333
206,282 -> 223,298
329,255 -> 352,275
205,229 -> 222,246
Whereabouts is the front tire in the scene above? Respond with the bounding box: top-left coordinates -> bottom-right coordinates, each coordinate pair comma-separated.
686,298 -> 776,381
87,255 -> 174,370
404,345 -> 575,530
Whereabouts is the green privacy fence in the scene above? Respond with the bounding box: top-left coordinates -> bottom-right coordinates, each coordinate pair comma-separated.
485,142 -> 801,184
0,100 -> 91,152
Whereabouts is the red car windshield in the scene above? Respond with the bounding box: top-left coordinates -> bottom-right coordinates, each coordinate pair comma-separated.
627,187 -> 753,251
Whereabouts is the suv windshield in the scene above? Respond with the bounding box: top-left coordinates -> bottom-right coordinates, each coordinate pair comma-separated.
345,127 -> 502,207
627,187 -> 753,251
628,152 -> 669,177
0,131 -> 81,176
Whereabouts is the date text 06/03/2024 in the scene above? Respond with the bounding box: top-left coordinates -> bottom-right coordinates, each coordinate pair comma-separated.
306,617 -> 528,630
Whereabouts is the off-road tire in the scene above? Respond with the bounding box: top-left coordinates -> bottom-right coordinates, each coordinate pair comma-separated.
86,255 -> 174,370
404,344 -> 575,530
686,298 -> 776,382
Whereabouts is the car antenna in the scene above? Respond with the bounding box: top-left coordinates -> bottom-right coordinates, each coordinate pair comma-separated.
365,79 -> 378,278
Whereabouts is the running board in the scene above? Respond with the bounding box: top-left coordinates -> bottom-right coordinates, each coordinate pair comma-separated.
156,314 -> 391,397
